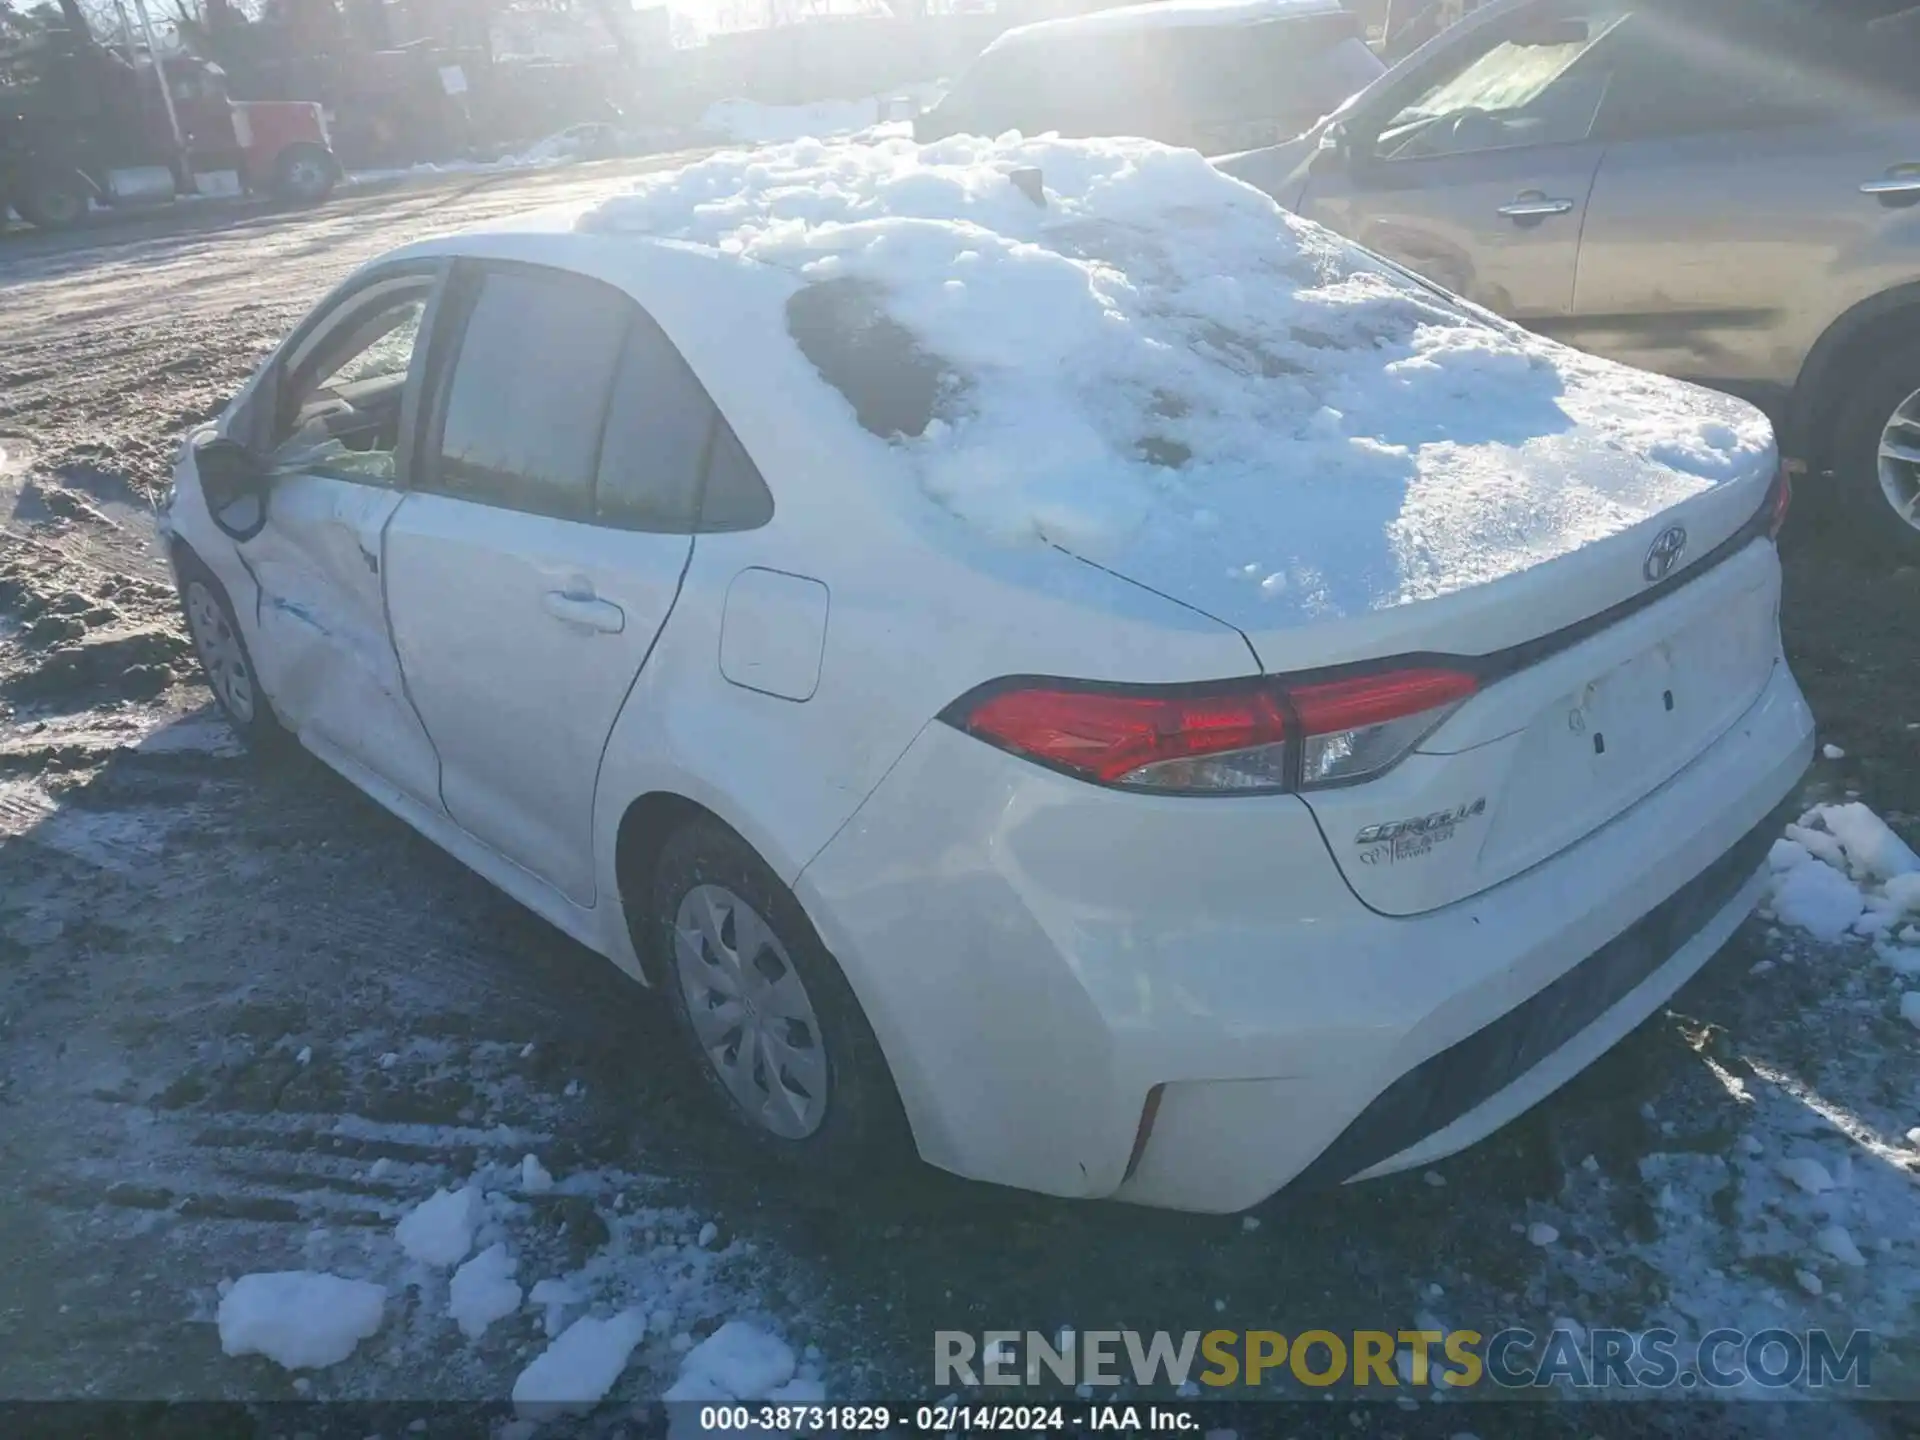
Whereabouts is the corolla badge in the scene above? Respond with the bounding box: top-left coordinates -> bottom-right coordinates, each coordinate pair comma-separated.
1643,525 -> 1688,583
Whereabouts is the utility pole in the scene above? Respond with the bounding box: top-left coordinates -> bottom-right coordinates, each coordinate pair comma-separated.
128,0 -> 196,193
109,0 -> 138,65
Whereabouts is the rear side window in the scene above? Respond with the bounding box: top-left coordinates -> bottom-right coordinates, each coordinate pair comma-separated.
431,268 -> 629,520
594,314 -> 716,531
698,417 -> 775,532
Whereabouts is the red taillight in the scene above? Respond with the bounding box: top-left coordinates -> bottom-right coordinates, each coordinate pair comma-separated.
1768,465 -> 1792,540
959,683 -> 1289,785
1287,668 -> 1480,734
949,666 -> 1478,794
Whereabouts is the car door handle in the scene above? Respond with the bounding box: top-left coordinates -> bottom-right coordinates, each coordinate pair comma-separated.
541,591 -> 625,634
1862,173 -> 1920,199
1497,195 -> 1576,219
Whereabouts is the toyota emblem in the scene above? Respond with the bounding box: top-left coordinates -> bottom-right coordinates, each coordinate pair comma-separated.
1643,525 -> 1688,583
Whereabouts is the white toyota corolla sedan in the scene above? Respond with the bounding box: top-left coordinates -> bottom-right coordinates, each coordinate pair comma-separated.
159,135 -> 1812,1212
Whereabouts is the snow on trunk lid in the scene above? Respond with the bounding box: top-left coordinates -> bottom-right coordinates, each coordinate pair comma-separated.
581,133 -> 1774,645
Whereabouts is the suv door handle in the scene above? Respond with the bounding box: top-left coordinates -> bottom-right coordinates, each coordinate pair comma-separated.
1862,172 -> 1920,201
541,591 -> 625,634
1498,194 -> 1576,219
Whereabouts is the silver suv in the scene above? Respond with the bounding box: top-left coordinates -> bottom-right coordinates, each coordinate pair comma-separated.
1222,0 -> 1920,553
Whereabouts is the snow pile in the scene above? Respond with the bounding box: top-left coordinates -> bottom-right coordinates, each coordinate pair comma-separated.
583,135 -> 1772,622
449,1242 -> 523,1339
664,1320 -> 815,1401
216,1272 -> 386,1370
1768,802 -> 1920,952
502,123 -> 622,167
512,1309 -> 649,1414
395,1185 -> 481,1268
521,1153 -> 555,1193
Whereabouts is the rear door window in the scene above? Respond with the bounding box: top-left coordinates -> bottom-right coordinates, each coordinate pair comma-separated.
428,267 -> 629,521
1591,5 -> 1913,139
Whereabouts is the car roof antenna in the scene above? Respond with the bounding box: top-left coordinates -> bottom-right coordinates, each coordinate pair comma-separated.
1009,167 -> 1046,207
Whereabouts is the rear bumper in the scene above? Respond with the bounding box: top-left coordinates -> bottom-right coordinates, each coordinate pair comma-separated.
798,656 -> 1813,1212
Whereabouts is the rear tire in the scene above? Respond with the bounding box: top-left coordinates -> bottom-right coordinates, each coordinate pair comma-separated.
174,548 -> 287,751
1830,336 -> 1920,560
272,144 -> 336,206
16,170 -> 88,230
650,816 -> 907,1172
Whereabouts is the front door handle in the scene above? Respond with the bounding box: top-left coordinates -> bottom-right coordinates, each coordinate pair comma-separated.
541,591 -> 625,634
1498,193 -> 1576,220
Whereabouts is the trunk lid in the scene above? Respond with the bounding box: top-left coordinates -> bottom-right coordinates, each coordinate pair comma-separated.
1295,530 -> 1783,915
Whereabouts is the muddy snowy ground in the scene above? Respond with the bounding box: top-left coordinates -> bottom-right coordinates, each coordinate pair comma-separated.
2,168 -> 1919,1434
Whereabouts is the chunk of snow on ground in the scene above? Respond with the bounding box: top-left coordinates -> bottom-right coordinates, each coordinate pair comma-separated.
581,135 -> 1770,623
1526,1223 -> 1559,1247
1902,993 -> 1920,1030
1776,1157 -> 1835,1195
521,1154 -> 554,1194
1823,743 -> 1846,759
512,1310 -> 649,1414
1816,802 -> 1920,883
697,1220 -> 719,1247
395,1186 -> 480,1268
1795,1269 -> 1823,1295
216,1272 -> 385,1370
295,1045 -> 312,1065
448,1243 -> 523,1339
1814,1225 -> 1867,1268
1770,851 -> 1867,941
665,1320 -> 799,1401
529,1277 -> 583,1339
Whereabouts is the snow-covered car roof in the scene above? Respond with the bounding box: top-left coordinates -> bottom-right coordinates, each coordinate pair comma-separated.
573,135 -> 1768,621
402,133 -> 1770,631
983,0 -> 1348,53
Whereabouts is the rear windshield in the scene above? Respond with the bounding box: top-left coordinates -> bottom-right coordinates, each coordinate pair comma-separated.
782,212 -> 1410,461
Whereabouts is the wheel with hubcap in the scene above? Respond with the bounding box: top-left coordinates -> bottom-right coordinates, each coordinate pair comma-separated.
1831,337 -> 1920,559
17,170 -> 88,230
175,550 -> 285,748
1876,387 -> 1920,537
651,817 -> 905,1168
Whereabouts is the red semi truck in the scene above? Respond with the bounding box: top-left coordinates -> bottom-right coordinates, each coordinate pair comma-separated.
2,1 -> 339,230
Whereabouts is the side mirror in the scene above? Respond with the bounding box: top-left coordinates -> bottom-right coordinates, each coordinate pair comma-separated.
194,435 -> 271,541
